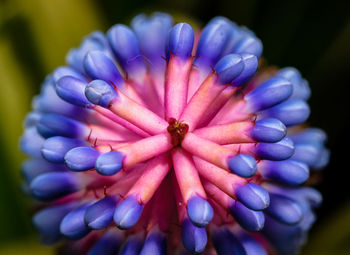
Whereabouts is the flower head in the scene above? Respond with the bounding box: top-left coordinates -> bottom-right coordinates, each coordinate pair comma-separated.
20,12 -> 329,255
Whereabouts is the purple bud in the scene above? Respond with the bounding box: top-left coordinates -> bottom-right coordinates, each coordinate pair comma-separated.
95,151 -> 124,176
214,54 -> 244,84
119,234 -> 144,255
139,230 -> 167,255
251,118 -> 286,143
85,80 -> 118,108
233,32 -> 263,57
21,159 -> 67,184
231,53 -> 258,85
84,196 -> 117,230
195,18 -> 232,66
181,218 -> 207,254
237,233 -> 268,255
229,201 -> 265,232
20,127 -> 45,158
107,24 -> 145,73
256,137 -> 295,161
64,147 -> 100,171
211,227 -> 246,255
56,76 -> 91,107
262,99 -> 310,127
113,196 -> 144,229
33,202 -> 77,244
87,229 -> 123,255
236,183 -> 270,210
41,136 -> 87,163
266,194 -> 303,225
245,77 -> 293,112
60,203 -> 92,240
52,66 -> 85,83
30,172 -> 80,201
187,195 -> 214,227
84,51 -> 123,85
37,113 -> 89,139
167,23 -> 194,60
290,143 -> 322,167
259,160 -> 309,186
228,154 -> 257,178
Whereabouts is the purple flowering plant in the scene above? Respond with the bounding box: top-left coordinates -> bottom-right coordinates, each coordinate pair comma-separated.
20,12 -> 329,255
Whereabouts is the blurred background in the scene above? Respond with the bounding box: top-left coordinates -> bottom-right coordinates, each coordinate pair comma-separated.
0,0 -> 349,254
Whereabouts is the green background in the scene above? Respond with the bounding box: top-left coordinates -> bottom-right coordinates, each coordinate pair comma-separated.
0,0 -> 349,254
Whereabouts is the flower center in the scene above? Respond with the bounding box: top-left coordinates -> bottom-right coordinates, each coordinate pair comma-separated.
167,117 -> 189,147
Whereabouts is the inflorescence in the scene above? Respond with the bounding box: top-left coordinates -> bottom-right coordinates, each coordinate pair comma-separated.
20,12 -> 329,255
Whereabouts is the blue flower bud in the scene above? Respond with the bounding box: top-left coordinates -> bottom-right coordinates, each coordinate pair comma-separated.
88,229 -> 123,255
236,183 -> 270,210
37,113 -> 90,139
277,67 -> 311,100
41,136 -> 87,163
228,154 -> 257,178
166,23 -> 194,60
113,196 -> 144,229
262,99 -> 310,127
131,12 -> 173,67
52,66 -> 85,83
245,77 -> 293,112
187,195 -> 214,227
33,202 -> 77,244
290,143 -> 322,166
259,160 -> 309,186
233,32 -> 263,57
30,172 -> 80,201
237,233 -> 268,255
120,234 -> 144,255
35,79 -> 88,119
64,147 -> 100,171
251,118 -> 287,142
66,31 -> 111,74
289,128 -> 327,145
85,80 -> 118,108
20,127 -> 45,158
195,18 -> 232,66
312,148 -> 330,170
230,201 -> 265,232
108,26 -> 145,76
24,112 -> 41,128
60,203 -> 92,239
21,159 -> 67,183
84,51 -> 123,85
95,151 -> 124,176
266,194 -> 303,225
211,227 -> 246,255
84,196 -> 117,230
231,53 -> 258,85
139,230 -> 167,255
256,137 -> 295,161
56,76 -> 91,107
214,54 -> 244,84
181,218 -> 207,254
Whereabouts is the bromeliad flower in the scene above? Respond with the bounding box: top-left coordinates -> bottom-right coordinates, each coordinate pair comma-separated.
20,12 -> 329,255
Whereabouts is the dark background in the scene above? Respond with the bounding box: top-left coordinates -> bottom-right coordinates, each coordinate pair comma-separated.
0,0 -> 349,254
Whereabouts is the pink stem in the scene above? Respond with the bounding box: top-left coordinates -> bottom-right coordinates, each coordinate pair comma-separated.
171,148 -> 207,204
118,132 -> 173,167
109,90 -> 168,135
180,73 -> 225,131
94,106 -> 149,137
193,121 -> 254,145
126,153 -> 171,204
193,157 -> 246,199
209,98 -> 252,125
181,132 -> 234,170
197,86 -> 238,127
165,56 -> 192,119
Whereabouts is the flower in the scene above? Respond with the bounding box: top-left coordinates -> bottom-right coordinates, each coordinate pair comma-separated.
20,12 -> 329,255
